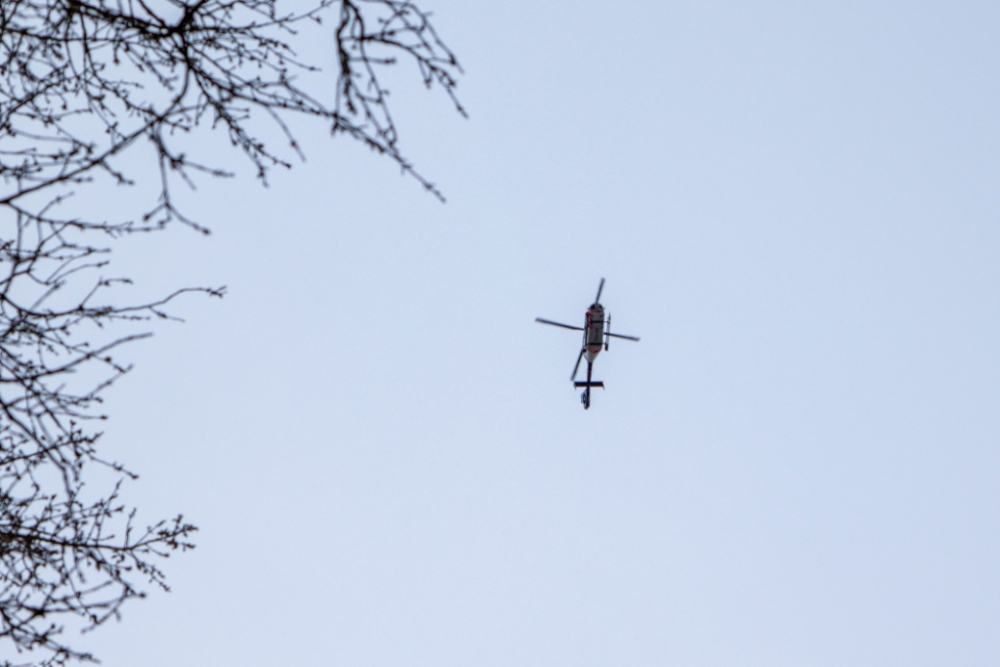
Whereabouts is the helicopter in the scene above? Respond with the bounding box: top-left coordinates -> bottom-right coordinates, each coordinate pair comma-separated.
535,278 -> 640,409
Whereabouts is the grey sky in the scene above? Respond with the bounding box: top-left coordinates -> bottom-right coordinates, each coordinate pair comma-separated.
69,1 -> 1000,665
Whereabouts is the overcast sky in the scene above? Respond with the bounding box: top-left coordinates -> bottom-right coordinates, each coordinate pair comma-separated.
67,1 -> 1000,665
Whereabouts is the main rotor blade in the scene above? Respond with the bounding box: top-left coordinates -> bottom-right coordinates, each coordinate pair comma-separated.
536,317 -> 584,331
605,332 -> 640,342
594,277 -> 605,304
571,348 -> 585,381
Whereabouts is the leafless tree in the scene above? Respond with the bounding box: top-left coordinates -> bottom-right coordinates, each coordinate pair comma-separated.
0,0 -> 463,664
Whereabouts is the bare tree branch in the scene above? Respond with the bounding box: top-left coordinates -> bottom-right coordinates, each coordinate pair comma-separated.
0,0 -> 462,663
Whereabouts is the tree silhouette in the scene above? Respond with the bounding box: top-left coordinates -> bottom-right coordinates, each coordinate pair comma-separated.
0,0 -> 463,664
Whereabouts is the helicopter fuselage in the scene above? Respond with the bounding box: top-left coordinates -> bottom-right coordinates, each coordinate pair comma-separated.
583,304 -> 605,363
